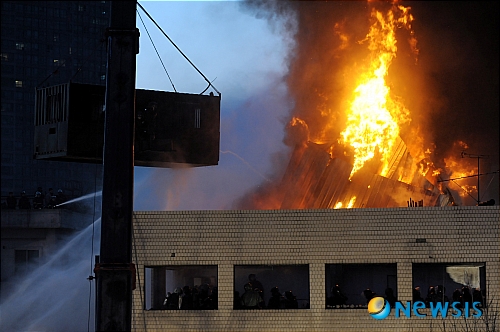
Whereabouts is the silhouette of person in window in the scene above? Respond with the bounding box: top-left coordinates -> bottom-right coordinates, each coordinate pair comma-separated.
55,189 -> 67,206
268,286 -> 284,309
284,290 -> 298,309
413,286 -> 424,302
328,284 -> 348,306
45,188 -> 56,208
384,288 -> 397,307
363,288 -> 376,304
181,286 -> 193,310
33,191 -> 44,209
241,282 -> 262,309
248,274 -> 264,307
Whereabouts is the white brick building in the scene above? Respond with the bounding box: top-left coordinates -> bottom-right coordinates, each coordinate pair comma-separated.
132,206 -> 499,331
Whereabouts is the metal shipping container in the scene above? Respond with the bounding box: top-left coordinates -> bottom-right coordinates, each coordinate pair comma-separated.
34,83 -> 220,167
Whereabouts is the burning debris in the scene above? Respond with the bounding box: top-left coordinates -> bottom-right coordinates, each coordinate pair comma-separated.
275,139 -> 450,209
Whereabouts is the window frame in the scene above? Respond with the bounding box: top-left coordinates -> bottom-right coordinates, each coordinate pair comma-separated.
325,263 -> 398,309
233,264 -> 310,310
144,265 -> 218,311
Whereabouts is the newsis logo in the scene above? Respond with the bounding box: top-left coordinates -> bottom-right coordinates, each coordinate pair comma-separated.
367,297 -> 483,320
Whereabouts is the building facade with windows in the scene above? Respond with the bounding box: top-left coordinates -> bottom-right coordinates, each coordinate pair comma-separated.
131,206 -> 499,331
1,0 -> 110,296
1,1 -> 110,201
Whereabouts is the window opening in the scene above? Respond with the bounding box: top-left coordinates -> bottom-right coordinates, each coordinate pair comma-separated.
144,265 -> 218,310
412,263 -> 486,308
326,263 -> 397,309
234,265 -> 310,310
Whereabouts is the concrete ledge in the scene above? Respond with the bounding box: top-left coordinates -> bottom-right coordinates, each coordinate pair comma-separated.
1,209 -> 94,230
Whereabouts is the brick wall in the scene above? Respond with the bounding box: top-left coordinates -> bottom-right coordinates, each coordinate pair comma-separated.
132,206 -> 499,331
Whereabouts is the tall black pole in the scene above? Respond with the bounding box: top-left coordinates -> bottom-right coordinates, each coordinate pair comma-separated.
96,1 -> 138,331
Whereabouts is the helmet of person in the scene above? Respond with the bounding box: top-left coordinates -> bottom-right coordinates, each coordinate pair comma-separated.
58,189 -> 63,193
36,191 -> 41,196
21,191 -> 26,195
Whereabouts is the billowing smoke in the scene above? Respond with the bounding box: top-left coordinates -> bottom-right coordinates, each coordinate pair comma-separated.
236,0 -> 499,208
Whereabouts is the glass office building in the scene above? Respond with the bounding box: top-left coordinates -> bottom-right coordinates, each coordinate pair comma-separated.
1,1 -> 111,201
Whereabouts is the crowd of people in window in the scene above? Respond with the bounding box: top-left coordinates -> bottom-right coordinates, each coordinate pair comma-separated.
162,284 -> 218,310
326,285 -> 397,309
156,277 -> 487,311
2,187 -> 67,210
233,274 -> 307,309
326,284 -> 486,309
413,285 -> 485,307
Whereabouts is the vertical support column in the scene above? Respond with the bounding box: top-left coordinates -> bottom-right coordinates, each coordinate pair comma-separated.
309,263 -> 325,331
397,261 -> 413,302
309,263 -> 325,309
95,1 -> 138,331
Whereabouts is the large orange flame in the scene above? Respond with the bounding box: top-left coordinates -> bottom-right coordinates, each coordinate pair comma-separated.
241,1 -> 490,210
339,3 -> 414,179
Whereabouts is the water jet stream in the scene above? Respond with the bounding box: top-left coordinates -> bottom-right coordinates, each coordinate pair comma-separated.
55,191 -> 102,207
0,219 -> 101,332
220,150 -> 270,182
